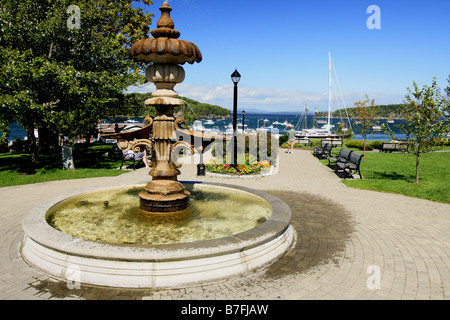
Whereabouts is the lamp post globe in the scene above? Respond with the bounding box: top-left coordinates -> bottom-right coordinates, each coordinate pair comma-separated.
231,69 -> 241,167
231,69 -> 241,85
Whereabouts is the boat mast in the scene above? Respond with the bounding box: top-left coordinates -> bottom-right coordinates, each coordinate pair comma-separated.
314,107 -> 318,129
304,104 -> 308,130
328,51 -> 332,131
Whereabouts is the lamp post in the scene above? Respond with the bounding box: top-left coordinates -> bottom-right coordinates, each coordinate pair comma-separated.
231,69 -> 241,167
242,110 -> 246,134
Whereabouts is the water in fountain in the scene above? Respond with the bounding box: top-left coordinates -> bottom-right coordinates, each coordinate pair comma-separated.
46,184 -> 272,245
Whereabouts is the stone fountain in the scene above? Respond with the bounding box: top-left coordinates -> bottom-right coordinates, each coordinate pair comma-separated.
105,1 -> 203,214
20,2 -> 294,289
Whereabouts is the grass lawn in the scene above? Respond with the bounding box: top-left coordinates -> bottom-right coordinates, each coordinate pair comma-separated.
0,143 -> 128,188
322,150 -> 450,204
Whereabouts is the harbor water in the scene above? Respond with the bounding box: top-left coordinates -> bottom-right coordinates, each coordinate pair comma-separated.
4,113 -> 406,143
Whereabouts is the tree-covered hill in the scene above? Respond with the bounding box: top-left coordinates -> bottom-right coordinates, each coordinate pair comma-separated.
317,104 -> 407,119
123,93 -> 231,119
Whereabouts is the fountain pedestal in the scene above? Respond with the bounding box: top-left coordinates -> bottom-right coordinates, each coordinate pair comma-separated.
124,2 -> 203,213
138,104 -> 189,213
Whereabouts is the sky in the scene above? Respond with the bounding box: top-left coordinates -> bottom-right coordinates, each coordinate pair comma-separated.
127,0 -> 450,113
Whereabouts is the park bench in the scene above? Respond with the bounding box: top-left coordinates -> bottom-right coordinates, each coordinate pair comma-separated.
314,143 -> 333,159
321,139 -> 343,148
335,151 -> 363,179
120,150 -> 138,170
380,142 -> 407,153
120,150 -> 148,170
313,142 -> 326,157
296,138 -> 310,146
328,148 -> 353,167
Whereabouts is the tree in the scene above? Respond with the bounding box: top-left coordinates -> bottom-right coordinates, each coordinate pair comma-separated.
0,0 -> 154,167
401,78 -> 449,184
445,75 -> 450,119
446,75 -> 450,98
351,95 -> 378,159
335,122 -> 354,140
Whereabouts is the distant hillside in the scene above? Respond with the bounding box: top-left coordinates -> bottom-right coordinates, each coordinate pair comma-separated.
123,93 -> 230,119
317,104 -> 407,119
178,97 -> 231,118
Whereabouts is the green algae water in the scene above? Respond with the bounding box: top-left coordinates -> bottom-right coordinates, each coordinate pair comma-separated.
46,184 -> 272,245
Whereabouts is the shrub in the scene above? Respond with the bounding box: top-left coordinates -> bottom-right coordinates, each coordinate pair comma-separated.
439,138 -> 450,146
344,140 -> 384,151
369,141 -> 383,150
212,133 -> 275,159
279,134 -> 288,146
309,140 -> 322,148
344,140 -> 364,150
281,142 -> 309,149
0,140 -> 9,153
9,138 -> 28,153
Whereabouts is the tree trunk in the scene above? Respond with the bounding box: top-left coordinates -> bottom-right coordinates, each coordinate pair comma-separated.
26,128 -> 39,164
62,140 -> 75,170
363,136 -> 367,160
415,152 -> 420,184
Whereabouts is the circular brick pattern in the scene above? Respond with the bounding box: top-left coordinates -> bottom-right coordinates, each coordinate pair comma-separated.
0,150 -> 448,299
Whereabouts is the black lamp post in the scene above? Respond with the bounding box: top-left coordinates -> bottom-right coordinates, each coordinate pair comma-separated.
242,110 -> 246,134
197,146 -> 205,176
231,69 -> 241,167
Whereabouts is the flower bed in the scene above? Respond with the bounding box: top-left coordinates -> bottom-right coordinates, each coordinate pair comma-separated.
206,160 -> 271,176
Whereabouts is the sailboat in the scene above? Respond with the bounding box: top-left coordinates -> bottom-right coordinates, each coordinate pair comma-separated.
273,119 -> 282,126
295,51 -> 348,139
282,119 -> 294,128
295,105 -> 336,138
372,125 -> 382,131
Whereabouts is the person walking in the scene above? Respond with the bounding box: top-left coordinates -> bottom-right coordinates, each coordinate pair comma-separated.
287,128 -> 296,154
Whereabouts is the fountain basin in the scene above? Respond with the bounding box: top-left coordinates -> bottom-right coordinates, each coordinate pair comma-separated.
21,183 -> 294,288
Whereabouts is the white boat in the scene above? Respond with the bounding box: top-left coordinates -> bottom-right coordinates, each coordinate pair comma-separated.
295,51 -> 346,139
373,126 -> 382,131
224,122 -> 248,135
204,119 -> 215,125
281,119 -> 293,127
191,120 -> 212,133
273,119 -> 282,126
237,122 -> 248,133
256,127 -> 269,133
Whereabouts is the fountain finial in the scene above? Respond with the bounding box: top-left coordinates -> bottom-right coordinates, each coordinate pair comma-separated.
130,1 -> 201,64
151,1 -> 180,39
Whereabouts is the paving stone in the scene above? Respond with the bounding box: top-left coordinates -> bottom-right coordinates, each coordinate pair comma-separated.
0,150 -> 449,300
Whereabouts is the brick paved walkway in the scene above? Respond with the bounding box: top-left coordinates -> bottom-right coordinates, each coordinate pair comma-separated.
0,149 -> 448,300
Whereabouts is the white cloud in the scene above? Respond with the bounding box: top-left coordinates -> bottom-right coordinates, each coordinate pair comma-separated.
126,83 -> 404,112
126,83 -> 155,94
